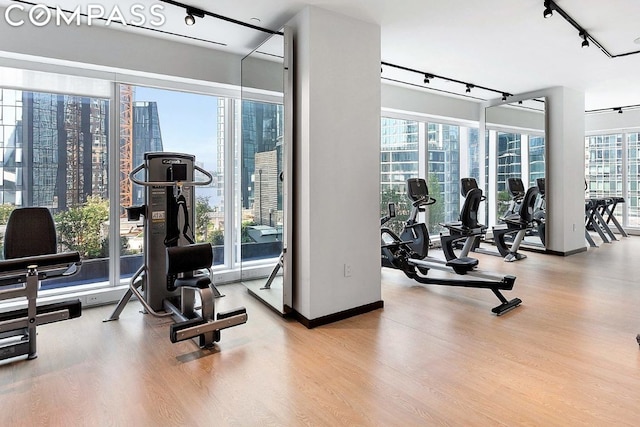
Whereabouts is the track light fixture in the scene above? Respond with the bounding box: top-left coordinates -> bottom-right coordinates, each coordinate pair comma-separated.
539,0 -> 640,58
379,62 -> 513,101
543,0 -> 553,18
615,107 -> 623,114
580,31 -> 589,48
502,93 -> 508,101
185,6 -> 204,26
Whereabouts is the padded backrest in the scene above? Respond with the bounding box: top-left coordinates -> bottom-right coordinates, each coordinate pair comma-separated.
166,243 -> 214,275
459,188 -> 483,228
460,177 -> 479,197
508,178 -> 525,199
406,178 -> 428,202
4,207 -> 57,259
519,186 -> 540,222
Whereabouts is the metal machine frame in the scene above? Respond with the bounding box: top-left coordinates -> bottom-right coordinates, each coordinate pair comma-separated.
105,152 -> 247,348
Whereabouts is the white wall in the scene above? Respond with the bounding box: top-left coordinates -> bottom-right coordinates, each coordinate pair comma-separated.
0,6 -> 242,86
382,83 -> 479,123
586,109 -> 640,133
290,7 -> 382,321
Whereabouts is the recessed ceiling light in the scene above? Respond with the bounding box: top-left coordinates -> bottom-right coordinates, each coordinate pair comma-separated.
635,37 -> 640,45
250,17 -> 261,23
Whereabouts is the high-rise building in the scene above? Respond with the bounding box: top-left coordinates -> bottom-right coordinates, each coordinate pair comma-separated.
130,100 -> 163,206
496,132 -> 522,193
4,89 -> 109,212
380,117 -> 419,196
241,100 -> 283,224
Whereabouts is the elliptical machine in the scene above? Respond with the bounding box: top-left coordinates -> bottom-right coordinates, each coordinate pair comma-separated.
105,152 -> 247,348
381,178 -> 521,315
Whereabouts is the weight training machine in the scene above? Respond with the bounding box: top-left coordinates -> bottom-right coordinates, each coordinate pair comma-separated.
105,153 -> 247,348
0,207 -> 82,362
381,178 -> 521,315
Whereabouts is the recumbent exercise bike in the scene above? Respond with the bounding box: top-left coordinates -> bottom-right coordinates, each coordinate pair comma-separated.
381,178 -> 521,315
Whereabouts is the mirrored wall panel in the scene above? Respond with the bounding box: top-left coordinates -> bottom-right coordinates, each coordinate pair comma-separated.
485,98 -> 547,250
240,28 -> 293,314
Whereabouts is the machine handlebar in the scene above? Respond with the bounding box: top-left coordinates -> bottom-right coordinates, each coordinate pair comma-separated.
129,164 -> 213,187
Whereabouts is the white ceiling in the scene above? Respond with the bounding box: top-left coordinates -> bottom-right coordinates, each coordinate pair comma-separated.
5,0 -> 640,110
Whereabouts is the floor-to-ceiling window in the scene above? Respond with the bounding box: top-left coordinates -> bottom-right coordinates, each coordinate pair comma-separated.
380,117 -> 419,233
380,116 -> 478,235
118,84 -> 226,283
0,64 -> 247,300
628,133 -> 640,227
0,86 -> 110,290
584,132 -> 640,229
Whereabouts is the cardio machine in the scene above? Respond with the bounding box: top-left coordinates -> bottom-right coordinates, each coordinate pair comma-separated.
381,178 -> 521,315
105,152 -> 247,348
0,207 -> 82,362
492,178 -> 540,262
439,177 -> 488,261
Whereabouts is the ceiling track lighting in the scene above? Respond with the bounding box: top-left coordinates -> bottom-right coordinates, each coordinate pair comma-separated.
580,31 -> 590,48
380,61 -> 512,102
615,108 -> 623,114
185,6 -> 205,26
543,0 -> 553,18
502,93 -> 509,101
539,0 -> 640,58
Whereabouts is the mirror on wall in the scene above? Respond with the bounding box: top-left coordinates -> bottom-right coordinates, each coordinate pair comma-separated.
240,28 -> 293,314
483,97 -> 547,251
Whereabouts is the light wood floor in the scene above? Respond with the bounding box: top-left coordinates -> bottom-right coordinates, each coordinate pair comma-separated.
2,237 -> 640,426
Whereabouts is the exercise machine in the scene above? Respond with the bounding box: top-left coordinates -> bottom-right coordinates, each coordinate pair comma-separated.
440,178 -> 488,261
584,179 -> 627,247
105,152 -> 247,348
492,178 -> 540,262
534,178 -> 546,246
381,178 -> 521,315
0,207 -> 82,362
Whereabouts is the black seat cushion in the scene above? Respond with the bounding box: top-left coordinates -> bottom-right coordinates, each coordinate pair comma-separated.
5,207 -> 57,259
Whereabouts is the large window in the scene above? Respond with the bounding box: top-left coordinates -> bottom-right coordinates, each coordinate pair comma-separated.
380,117 -> 478,235
0,64 -> 245,300
380,117 -> 418,233
585,134 -> 623,197
585,132 -> 640,229
0,87 -> 110,289
628,133 -> 640,227
119,85 -> 225,283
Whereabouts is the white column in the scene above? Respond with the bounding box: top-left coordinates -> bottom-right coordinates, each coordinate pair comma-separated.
545,87 -> 586,254
289,7 -> 382,324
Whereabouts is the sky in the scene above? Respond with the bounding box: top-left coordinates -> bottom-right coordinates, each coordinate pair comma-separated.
133,86 -> 221,207
134,86 -> 219,171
